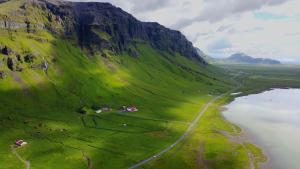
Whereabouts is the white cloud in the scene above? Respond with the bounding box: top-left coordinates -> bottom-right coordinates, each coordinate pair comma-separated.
173,0 -> 289,29
180,0 -> 300,62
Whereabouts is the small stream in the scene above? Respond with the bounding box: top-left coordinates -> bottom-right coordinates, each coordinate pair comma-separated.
223,89 -> 300,169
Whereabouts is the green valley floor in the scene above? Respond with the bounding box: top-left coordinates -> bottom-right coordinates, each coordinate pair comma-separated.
1,28 -> 300,169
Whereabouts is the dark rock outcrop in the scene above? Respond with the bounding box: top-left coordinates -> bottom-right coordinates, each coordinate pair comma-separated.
41,60 -> 48,72
7,57 -> 14,71
0,0 -> 8,4
0,0 -> 205,64
16,54 -> 22,62
0,14 -> 28,29
1,46 -> 12,55
39,0 -> 205,64
24,54 -> 35,63
0,70 -> 6,79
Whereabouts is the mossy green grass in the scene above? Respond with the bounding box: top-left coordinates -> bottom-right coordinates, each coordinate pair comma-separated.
0,28 -> 232,169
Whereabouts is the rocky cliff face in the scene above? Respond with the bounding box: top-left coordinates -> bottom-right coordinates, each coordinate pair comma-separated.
0,0 -> 8,4
0,0 -> 205,64
46,0 -> 204,63
0,14 -> 26,29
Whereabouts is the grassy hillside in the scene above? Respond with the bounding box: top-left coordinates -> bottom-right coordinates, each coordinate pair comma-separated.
0,25 -> 237,169
3,1 -> 299,169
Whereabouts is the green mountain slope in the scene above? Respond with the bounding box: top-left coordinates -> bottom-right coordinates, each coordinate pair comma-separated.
0,1 -> 239,169
0,30 -> 231,169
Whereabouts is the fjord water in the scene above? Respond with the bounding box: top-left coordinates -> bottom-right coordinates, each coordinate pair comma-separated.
223,89 -> 300,169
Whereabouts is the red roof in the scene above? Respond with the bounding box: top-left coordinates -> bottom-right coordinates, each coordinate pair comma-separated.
15,140 -> 24,145
127,106 -> 138,112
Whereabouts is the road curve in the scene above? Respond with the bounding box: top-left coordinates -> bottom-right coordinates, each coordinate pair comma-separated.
128,91 -> 232,169
11,145 -> 30,169
82,151 -> 93,169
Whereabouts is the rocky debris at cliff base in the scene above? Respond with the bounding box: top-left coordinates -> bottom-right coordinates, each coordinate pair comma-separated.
0,0 -> 8,4
1,46 -> 13,55
16,65 -> 23,72
0,45 -> 41,72
7,58 -> 14,71
16,54 -> 23,62
24,54 -> 35,63
41,60 -> 48,72
0,71 -> 6,79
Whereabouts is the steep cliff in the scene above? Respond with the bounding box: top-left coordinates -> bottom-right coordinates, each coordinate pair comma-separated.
0,0 -> 205,64
0,1 -> 234,169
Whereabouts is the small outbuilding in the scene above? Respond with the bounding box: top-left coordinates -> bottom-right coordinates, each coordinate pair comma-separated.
95,109 -> 102,114
126,106 -> 138,112
15,140 -> 27,147
101,106 -> 110,112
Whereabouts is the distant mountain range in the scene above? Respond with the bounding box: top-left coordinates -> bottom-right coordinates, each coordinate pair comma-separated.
226,53 -> 281,64
196,49 -> 281,65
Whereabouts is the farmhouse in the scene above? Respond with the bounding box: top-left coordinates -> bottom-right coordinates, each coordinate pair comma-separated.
126,106 -> 138,112
15,140 -> 27,147
101,106 -> 110,112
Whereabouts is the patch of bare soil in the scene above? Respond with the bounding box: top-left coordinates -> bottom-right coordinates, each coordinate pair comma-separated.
218,130 -> 255,169
145,130 -> 169,138
82,151 -> 93,169
102,57 -> 116,72
196,142 -> 210,169
11,145 -> 30,169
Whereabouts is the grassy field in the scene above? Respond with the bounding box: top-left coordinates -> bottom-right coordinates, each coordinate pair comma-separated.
143,64 -> 300,169
218,64 -> 300,94
1,24 -> 299,169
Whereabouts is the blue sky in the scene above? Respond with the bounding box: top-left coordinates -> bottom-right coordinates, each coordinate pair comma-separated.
254,12 -> 289,20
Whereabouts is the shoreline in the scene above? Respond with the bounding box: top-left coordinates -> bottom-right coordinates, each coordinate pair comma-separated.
219,88 -> 281,169
221,87 -> 300,169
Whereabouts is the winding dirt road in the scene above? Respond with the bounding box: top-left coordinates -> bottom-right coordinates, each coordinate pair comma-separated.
82,151 -> 93,169
11,145 -> 30,169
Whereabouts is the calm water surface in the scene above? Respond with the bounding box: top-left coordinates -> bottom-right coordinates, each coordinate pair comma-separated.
223,89 -> 300,169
